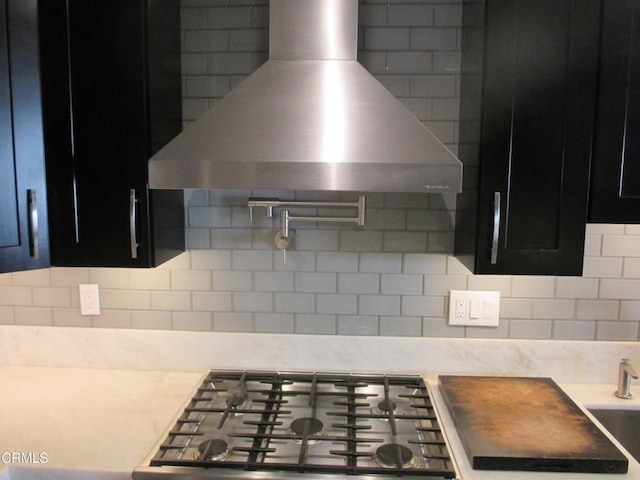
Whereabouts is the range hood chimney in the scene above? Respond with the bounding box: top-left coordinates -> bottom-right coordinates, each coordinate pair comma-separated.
148,0 -> 463,193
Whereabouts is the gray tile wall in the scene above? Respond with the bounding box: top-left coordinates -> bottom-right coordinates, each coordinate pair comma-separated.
0,0 -> 639,341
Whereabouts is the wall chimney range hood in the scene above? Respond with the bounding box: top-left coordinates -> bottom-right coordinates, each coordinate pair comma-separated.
148,0 -> 463,193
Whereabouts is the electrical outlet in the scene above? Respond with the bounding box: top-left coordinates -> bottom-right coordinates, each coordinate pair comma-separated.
448,290 -> 500,327
79,284 -> 101,315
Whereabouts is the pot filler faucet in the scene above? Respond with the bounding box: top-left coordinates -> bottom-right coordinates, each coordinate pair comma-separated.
615,358 -> 639,399
248,196 -> 366,262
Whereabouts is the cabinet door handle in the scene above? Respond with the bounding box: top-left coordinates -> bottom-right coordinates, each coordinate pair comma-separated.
491,192 -> 501,264
27,189 -> 39,259
129,189 -> 138,259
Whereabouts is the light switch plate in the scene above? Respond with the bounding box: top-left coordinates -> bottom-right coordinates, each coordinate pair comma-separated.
448,290 -> 500,327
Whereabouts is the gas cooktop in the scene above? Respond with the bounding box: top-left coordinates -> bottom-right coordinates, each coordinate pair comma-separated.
134,370 -> 459,479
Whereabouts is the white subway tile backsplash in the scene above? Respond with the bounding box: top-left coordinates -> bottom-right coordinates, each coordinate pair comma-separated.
293,272 -> 336,293
255,272 -> 294,292
131,269 -> 172,290
555,277 -> 598,299
316,252 -> 359,272
576,300 -> 619,320
172,311 -> 212,331
192,291 -> 232,312
620,301 -> 640,321
509,319 -> 552,340
131,310 -> 172,330
380,316 -> 422,336
582,256 -> 623,278
191,250 -> 231,270
93,309 -> 132,329
553,320 -> 596,341
51,267 -> 89,287
422,317 -> 465,338
336,315 -> 379,336
423,275 -> 466,295
33,287 -> 71,308
53,308 -> 92,328
151,291 -> 192,311
623,258 -> 640,278
0,306 -> 14,324
600,279 -> 640,300
295,314 -> 336,335
359,253 -> 402,273
12,269 -> 50,286
1,1 -> 639,342
381,274 -> 422,295
603,235 -> 640,257
213,312 -> 253,332
233,292 -> 272,312
338,273 -> 379,294
500,298 -> 532,319
0,286 -> 32,306
316,294 -> 358,315
102,290 -> 151,310
255,313 -> 294,333
401,295 -> 444,317
274,293 -> 315,314
15,306 -> 52,326
232,250 -> 272,271
512,276 -> 555,298
532,299 -> 575,320
359,295 -> 400,316
596,321 -> 639,341
403,254 -> 446,274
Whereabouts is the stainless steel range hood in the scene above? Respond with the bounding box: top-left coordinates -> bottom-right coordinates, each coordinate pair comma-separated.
148,0 -> 463,193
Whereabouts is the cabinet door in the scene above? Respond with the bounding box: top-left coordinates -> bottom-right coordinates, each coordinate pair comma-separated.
589,0 -> 640,223
0,0 -> 50,273
39,0 -> 183,267
458,0 -> 599,275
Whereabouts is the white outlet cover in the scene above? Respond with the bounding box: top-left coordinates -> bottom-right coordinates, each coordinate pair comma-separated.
79,284 -> 101,316
448,290 -> 500,327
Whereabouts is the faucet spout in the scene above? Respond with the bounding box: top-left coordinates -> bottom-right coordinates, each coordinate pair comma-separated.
615,358 -> 639,399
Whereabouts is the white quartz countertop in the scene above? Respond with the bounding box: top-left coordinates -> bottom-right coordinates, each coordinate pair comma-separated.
1,365 -> 639,480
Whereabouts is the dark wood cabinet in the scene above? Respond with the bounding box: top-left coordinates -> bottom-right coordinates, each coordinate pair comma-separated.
39,0 -> 184,268
589,0 -> 640,223
455,0 -> 600,275
0,0 -> 50,273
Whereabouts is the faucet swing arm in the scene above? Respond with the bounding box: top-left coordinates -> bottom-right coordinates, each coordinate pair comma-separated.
248,196 -> 366,228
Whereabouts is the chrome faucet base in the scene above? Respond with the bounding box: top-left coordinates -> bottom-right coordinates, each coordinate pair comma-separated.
615,390 -> 633,400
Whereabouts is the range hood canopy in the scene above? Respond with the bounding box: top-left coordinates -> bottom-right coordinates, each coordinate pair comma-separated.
148,0 -> 463,193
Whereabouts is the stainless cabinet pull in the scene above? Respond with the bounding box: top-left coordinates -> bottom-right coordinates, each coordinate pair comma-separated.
129,189 -> 138,259
27,189 -> 39,258
491,191 -> 500,264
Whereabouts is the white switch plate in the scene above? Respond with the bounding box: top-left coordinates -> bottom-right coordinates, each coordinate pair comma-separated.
448,290 -> 500,327
79,284 -> 101,315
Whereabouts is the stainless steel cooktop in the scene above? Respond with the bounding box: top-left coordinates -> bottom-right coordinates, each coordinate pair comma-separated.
134,370 -> 460,479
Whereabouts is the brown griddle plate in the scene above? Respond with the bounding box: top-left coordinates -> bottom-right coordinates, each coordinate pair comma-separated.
438,376 -> 628,473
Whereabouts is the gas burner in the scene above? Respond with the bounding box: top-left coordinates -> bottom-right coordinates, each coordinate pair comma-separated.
195,438 -> 231,462
287,417 -> 327,443
373,443 -> 418,469
222,395 -> 251,413
371,399 -> 398,417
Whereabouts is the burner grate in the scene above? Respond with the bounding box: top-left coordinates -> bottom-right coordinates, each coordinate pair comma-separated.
149,370 -> 457,478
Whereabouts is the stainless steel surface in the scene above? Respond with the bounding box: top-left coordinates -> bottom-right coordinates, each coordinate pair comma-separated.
27,189 -> 38,258
490,192 -> 500,265
129,189 -> 138,259
134,370 -> 460,480
615,358 -> 639,399
148,0 -> 462,193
